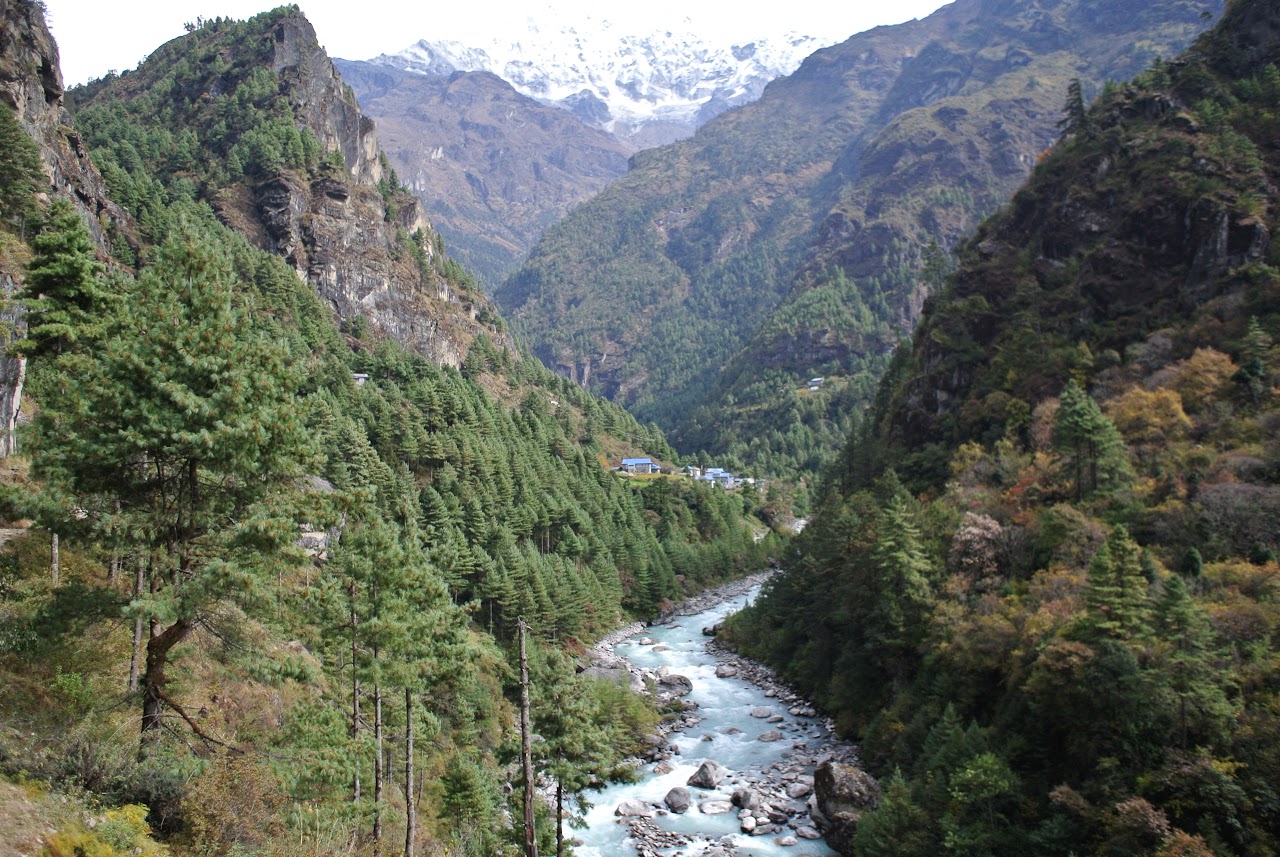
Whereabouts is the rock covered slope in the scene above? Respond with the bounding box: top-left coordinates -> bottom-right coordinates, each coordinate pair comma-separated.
335,59 -> 631,287
496,0 -> 1216,473
69,7 -> 510,368
370,23 -> 828,148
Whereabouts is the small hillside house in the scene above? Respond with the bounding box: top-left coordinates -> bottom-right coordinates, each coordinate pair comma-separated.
621,457 -> 659,474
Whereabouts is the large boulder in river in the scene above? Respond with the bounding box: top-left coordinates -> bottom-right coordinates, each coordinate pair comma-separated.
614,798 -> 653,817
664,786 -> 692,813
814,760 -> 881,854
687,759 -> 728,789
658,673 -> 694,696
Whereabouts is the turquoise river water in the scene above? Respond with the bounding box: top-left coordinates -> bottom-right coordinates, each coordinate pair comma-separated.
574,588 -> 841,857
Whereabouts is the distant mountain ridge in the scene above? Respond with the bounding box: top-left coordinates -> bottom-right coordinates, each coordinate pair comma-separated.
494,0 -> 1217,491
334,59 -> 632,288
369,22 -> 829,148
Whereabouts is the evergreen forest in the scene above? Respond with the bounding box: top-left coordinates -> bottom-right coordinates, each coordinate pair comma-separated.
725,4 -> 1280,854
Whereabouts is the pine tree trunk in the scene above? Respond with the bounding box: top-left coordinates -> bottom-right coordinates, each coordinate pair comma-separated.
351,584 -> 361,803
139,616 -> 193,758
128,556 -> 145,693
404,687 -> 415,857
50,531 -> 58,583
373,680 -> 383,856
556,781 -> 564,857
108,500 -> 121,586
519,620 -> 537,857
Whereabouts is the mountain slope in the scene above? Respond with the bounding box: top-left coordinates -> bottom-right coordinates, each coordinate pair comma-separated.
497,0 -> 1215,491
69,9 -> 501,368
334,59 -> 631,287
728,2 -> 1280,852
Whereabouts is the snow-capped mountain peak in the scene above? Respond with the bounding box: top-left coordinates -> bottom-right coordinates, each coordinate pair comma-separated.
369,19 -> 832,147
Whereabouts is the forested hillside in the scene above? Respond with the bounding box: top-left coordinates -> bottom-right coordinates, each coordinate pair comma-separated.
726,1 -> 1280,853
0,5 -> 775,855
497,0 -> 1215,506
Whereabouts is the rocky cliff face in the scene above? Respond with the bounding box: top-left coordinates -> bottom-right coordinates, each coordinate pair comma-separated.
261,14 -> 508,365
0,0 -> 130,245
335,59 -> 631,287
72,8 -> 511,368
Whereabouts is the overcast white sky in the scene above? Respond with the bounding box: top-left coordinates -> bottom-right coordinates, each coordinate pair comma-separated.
44,0 -> 952,87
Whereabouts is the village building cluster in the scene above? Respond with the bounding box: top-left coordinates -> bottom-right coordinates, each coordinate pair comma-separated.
616,458 -> 754,490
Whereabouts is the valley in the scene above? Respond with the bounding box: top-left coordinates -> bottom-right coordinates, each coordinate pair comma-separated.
2,0 -> 1279,856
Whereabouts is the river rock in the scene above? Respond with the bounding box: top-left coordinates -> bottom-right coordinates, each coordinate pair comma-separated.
776,834 -> 798,846
750,706 -> 772,718
664,787 -> 692,814
740,815 -> 757,833
699,800 -> 734,814
653,761 -> 674,775
715,664 -> 738,678
687,759 -> 728,789
786,782 -> 813,799
659,673 -> 694,696
797,825 -> 822,839
758,730 -> 783,742
615,798 -> 653,817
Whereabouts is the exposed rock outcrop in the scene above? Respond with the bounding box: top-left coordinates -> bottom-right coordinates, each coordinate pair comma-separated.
335,60 -> 631,287
813,761 -> 881,854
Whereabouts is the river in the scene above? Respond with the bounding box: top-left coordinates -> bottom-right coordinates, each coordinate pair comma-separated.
572,584 -> 846,857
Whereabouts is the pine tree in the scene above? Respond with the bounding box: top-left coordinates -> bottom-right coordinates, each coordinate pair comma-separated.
869,491 -> 936,657
25,223 -> 310,753
1058,78 -> 1092,138
1052,379 -> 1132,500
852,768 -> 936,857
1080,526 -> 1151,642
0,105 -> 43,232
1154,575 -> 1234,748
532,650 -> 633,856
16,198 -> 115,360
